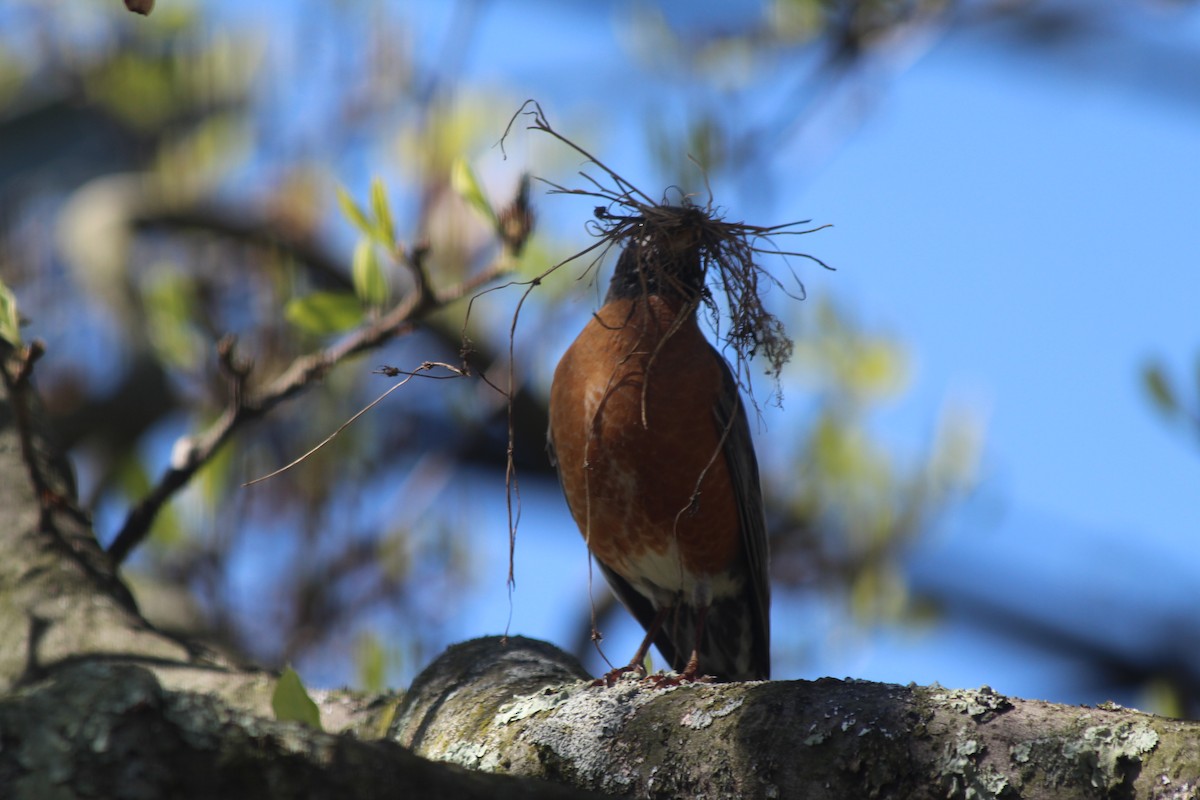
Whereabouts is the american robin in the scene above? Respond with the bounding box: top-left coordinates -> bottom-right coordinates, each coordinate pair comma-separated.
547,230 -> 771,682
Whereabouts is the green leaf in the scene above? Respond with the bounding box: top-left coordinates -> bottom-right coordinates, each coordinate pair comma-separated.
352,238 -> 390,308
285,291 -> 364,335
272,666 -> 322,730
0,276 -> 21,346
451,157 -> 496,225
369,177 -> 396,249
1142,363 -> 1176,416
336,185 -> 374,237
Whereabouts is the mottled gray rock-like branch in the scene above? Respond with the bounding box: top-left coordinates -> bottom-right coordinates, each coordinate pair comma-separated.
393,637 -> 1199,799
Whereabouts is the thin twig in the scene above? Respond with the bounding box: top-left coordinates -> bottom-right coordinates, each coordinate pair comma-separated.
242,362 -> 464,487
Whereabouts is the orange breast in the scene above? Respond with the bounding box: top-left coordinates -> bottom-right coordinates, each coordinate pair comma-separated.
549,296 -> 741,584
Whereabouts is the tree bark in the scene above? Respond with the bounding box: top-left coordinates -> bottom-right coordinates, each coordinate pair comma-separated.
2,341 -> 1198,799
394,637 -> 1200,799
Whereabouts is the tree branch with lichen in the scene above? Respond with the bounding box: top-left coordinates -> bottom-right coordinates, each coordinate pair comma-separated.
393,637 -> 1199,799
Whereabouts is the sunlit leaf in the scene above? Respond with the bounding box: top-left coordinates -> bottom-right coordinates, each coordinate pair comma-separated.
272,666 -> 322,730
285,291 -> 363,335
336,186 -> 374,237
369,177 -> 396,250
0,277 -> 21,346
451,157 -> 496,225
352,238 -> 390,308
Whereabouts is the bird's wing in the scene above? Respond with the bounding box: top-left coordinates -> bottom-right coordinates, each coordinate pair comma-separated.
710,353 -> 771,679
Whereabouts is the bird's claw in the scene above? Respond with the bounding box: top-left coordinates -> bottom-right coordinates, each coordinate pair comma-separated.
646,670 -> 714,688
591,663 -> 647,687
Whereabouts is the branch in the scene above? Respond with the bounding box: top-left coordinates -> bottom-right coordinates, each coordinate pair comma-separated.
0,340 -> 55,521
394,636 -> 1199,800
0,660 -> 608,800
132,204 -> 353,292
0,340 -> 137,614
106,248 -> 514,565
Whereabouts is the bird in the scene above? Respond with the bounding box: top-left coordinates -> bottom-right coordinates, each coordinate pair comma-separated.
547,230 -> 770,683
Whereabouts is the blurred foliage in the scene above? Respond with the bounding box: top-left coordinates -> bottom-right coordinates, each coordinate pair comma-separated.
285,291 -> 364,336
5,0 -> 1192,706
450,158 -> 498,228
0,0 -> 511,687
1142,357 -> 1200,446
769,299 -> 979,625
354,631 -> 406,696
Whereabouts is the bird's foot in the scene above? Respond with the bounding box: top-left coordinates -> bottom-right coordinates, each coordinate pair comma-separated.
646,670 -> 715,688
591,662 -> 647,687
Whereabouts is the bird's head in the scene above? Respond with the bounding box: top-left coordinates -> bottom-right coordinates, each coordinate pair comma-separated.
605,205 -> 708,305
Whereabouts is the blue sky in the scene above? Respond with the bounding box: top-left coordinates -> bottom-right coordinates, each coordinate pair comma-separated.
807,25 -> 1200,542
